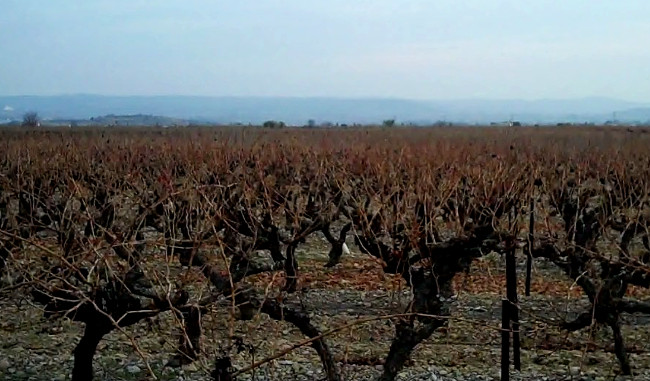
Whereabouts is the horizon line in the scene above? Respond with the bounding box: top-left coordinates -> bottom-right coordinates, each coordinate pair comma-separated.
1,93 -> 649,104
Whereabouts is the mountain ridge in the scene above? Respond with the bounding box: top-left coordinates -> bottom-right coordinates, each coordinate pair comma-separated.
1,95 -> 649,125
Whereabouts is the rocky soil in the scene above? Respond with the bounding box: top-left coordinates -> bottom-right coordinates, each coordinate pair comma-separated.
1,245 -> 650,381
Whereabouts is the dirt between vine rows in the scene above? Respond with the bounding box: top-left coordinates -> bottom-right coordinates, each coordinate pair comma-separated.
1,242 -> 650,381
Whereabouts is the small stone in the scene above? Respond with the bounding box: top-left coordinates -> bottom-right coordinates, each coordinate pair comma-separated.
587,356 -> 600,365
278,360 -> 293,366
126,365 -> 141,374
569,366 -> 581,376
532,355 -> 547,364
0,359 -> 11,370
374,364 -> 384,371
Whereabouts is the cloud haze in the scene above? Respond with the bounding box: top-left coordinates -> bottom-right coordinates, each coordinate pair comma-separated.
1,1 -> 648,101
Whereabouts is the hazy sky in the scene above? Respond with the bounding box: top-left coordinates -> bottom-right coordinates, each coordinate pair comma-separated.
1,1 -> 649,101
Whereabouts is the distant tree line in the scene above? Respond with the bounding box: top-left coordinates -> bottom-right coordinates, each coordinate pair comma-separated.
262,120 -> 286,129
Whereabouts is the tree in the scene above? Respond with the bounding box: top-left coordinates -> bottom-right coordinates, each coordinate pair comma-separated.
22,111 -> 40,127
382,119 -> 396,127
262,120 -> 286,129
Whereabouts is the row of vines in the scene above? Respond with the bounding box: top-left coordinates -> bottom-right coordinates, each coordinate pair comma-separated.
1,127 -> 649,380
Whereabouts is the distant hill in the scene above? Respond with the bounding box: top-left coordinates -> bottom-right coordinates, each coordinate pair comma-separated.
614,107 -> 650,123
33,114 -> 191,127
1,95 -> 649,125
86,114 -> 190,127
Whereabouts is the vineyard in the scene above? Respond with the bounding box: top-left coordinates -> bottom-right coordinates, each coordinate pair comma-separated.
1,126 -> 650,381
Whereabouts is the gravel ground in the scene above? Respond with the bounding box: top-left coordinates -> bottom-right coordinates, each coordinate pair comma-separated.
1,288 -> 649,381
1,246 -> 650,381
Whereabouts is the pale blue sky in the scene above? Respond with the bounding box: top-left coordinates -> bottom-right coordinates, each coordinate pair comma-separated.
1,1 -> 649,101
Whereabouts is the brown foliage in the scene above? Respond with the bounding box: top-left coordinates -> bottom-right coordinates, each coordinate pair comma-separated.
0,126 -> 649,379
